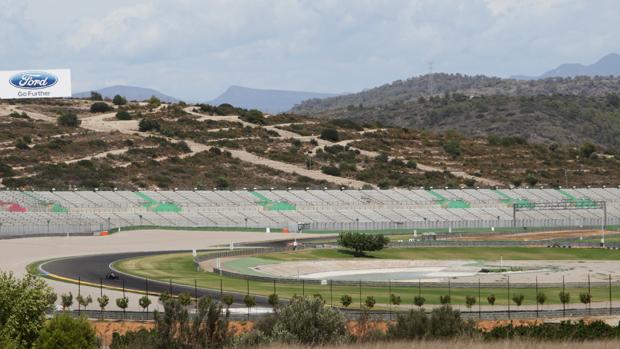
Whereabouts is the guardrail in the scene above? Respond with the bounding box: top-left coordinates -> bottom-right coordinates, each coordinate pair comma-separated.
54,305 -> 620,322
197,241 -> 620,288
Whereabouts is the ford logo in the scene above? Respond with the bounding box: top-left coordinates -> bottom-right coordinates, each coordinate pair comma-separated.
9,71 -> 58,90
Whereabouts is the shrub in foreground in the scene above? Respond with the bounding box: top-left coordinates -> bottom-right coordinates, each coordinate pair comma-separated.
34,314 -> 98,349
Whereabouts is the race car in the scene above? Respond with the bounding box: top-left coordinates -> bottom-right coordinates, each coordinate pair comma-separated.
105,271 -> 119,280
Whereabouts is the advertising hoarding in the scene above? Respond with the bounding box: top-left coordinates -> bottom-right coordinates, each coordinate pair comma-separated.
0,69 -> 71,99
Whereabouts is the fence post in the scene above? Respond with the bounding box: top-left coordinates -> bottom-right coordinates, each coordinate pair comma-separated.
388,280 -> 392,320
609,274 -> 612,316
478,278 -> 481,319
194,279 -> 198,311
78,276 -> 81,315
535,276 -> 538,318
330,280 -> 333,307
562,275 -> 566,317
507,276 -> 511,320
359,280 -> 362,310
588,273 -> 591,315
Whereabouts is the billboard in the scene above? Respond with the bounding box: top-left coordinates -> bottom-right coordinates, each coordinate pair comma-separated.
0,69 -> 71,99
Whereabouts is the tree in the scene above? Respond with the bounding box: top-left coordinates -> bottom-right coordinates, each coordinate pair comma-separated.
112,94 -> 127,106
0,272 -> 56,349
34,314 -> 98,349
148,96 -> 161,108
580,142 -> 596,159
178,293 -> 192,307
364,296 -> 376,309
487,294 -> 496,307
270,296 -> 347,345
139,295 -> 151,312
153,295 -> 228,349
579,292 -> 592,312
388,309 -> 429,339
90,102 -> 113,113
97,294 -> 109,319
340,294 -> 352,308
57,112 -> 81,127
243,295 -> 256,319
116,297 -> 129,319
60,292 -> 73,311
90,91 -> 102,101
390,294 -> 402,308
511,293 -> 524,307
337,232 -> 390,257
536,292 -> 547,309
442,139 -> 461,158
268,293 -> 279,311
414,295 -> 426,308
221,295 -> 234,315
115,110 -> 132,120
320,128 -> 340,142
76,294 -> 92,311
465,295 -> 476,309
429,305 -> 464,338
439,295 -> 451,305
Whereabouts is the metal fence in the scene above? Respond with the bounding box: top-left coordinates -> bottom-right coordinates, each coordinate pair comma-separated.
55,304 -> 620,322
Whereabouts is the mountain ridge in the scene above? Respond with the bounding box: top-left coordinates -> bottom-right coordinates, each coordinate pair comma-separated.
208,85 -> 337,113
73,85 -> 179,103
511,53 -> 620,79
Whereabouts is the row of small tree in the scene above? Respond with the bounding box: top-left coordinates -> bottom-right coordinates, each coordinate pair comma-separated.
334,290 -> 592,314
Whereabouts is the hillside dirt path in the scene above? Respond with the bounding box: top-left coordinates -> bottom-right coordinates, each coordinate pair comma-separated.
79,110 -> 372,188
0,104 -> 56,122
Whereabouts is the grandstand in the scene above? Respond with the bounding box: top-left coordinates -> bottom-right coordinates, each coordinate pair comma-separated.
1,187 -> 619,237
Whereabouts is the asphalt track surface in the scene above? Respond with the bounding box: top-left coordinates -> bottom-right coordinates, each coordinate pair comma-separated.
39,238 -> 317,307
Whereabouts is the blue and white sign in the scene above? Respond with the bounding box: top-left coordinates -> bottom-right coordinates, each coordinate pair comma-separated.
0,69 -> 71,99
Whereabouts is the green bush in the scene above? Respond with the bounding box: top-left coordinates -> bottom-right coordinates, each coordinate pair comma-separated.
320,128 -> 340,142
57,112 -> 81,127
442,139 -> 461,157
429,305 -> 464,338
90,102 -> 113,113
388,309 -> 429,339
138,118 -> 161,132
115,111 -> 132,120
110,328 -> 158,349
112,94 -> 127,106
34,314 -> 98,349
90,91 -> 102,101
321,165 -> 341,176
270,296 -> 347,345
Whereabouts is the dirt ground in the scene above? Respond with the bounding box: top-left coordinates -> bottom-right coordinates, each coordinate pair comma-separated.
93,316 -> 620,346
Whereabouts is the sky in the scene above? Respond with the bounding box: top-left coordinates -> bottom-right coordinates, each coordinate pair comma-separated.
0,0 -> 618,101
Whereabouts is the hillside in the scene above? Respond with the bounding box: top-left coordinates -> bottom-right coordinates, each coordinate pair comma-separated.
2,98 -> 620,190
292,94 -> 620,151
512,53 -> 620,79
74,85 -> 179,103
208,85 -> 337,113
292,73 -> 620,113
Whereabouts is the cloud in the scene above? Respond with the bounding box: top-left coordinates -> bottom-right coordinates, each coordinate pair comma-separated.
1,0 -> 618,101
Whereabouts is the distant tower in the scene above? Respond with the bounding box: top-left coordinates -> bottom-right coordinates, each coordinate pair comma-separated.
428,61 -> 434,97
